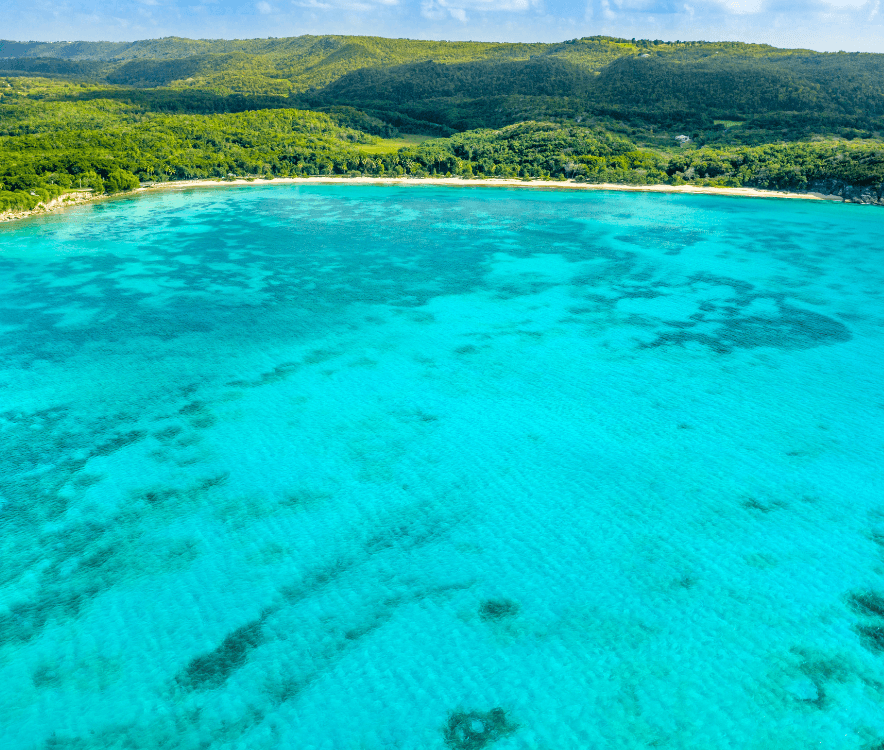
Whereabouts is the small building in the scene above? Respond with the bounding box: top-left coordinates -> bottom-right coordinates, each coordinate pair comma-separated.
675,134 -> 691,144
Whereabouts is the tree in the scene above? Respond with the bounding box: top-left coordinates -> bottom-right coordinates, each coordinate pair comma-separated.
105,169 -> 140,194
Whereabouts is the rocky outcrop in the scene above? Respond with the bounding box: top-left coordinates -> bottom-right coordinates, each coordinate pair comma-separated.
804,179 -> 884,206
0,191 -> 95,223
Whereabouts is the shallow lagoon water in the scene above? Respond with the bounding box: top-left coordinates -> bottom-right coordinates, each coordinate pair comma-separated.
1,184 -> 883,749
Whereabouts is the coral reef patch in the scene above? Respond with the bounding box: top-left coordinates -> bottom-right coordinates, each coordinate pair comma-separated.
443,708 -> 517,749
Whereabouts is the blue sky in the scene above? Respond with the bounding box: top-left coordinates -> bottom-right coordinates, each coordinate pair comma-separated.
3,0 -> 882,52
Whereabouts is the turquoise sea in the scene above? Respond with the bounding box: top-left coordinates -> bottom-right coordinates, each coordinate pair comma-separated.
1,184 -> 883,749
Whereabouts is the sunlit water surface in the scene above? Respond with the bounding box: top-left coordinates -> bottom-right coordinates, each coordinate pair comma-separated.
1,185 -> 883,750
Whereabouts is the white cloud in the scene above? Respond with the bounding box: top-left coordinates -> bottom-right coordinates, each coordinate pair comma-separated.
256,0 -> 272,11
608,0 -> 661,10
589,0 -> 877,23
833,0 -> 871,8
420,0 -> 447,17
293,0 -> 397,8
717,0 -> 765,14
461,0 -> 539,8
421,0 -> 540,19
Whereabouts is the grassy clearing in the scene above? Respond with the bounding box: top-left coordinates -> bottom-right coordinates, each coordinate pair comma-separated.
355,134 -> 441,154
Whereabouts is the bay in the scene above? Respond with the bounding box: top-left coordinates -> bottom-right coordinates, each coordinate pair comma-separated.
1,184 -> 883,749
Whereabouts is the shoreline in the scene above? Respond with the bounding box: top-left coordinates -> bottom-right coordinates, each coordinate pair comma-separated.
0,176 -> 846,224
0,190 -> 101,224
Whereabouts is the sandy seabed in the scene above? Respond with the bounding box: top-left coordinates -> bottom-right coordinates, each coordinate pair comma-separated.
0,176 -> 844,224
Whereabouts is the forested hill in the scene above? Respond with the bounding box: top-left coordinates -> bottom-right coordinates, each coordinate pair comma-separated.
2,35 -> 883,135
0,36 -> 575,90
311,51 -> 884,132
318,58 -> 597,101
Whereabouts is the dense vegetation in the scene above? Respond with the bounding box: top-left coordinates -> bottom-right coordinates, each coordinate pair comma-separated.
0,79 -> 382,211
1,34 -> 883,213
309,48 -> 884,137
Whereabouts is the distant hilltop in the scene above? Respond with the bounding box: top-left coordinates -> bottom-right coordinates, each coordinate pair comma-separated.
0,35 -> 840,62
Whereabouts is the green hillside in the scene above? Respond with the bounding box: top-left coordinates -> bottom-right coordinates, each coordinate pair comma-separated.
4,34 -> 882,136
2,35 -> 554,91
308,42 -> 884,136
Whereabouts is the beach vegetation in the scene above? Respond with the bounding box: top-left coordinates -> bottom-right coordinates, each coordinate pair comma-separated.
104,168 -> 139,194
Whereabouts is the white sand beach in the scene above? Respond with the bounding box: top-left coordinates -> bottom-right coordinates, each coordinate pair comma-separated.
1,175 -> 845,224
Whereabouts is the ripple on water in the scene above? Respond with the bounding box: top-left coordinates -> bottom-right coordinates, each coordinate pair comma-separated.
1,185 -> 883,749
